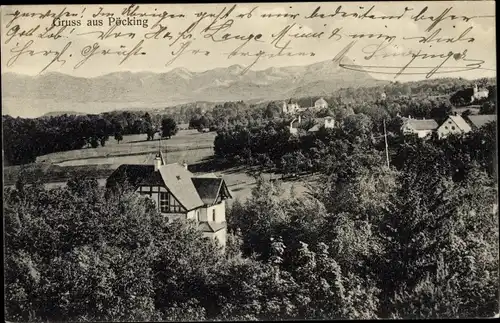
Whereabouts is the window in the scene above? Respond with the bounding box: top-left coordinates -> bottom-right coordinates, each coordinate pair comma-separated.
451,126 -> 456,130
160,192 -> 169,213
445,126 -> 448,130
169,194 -> 184,213
159,191 -> 185,213
197,211 -> 200,222
212,209 -> 216,222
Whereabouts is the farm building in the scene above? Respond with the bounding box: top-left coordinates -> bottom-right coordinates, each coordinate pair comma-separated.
106,151 -> 232,250
437,115 -> 472,139
314,97 -> 328,110
401,117 -> 439,138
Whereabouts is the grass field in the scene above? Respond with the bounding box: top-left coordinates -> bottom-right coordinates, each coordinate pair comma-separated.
36,130 -> 216,165
6,129 -> 311,204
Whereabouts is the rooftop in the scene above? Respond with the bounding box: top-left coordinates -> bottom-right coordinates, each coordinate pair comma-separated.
107,162 -> 231,211
466,114 -> 496,129
403,118 -> 439,131
448,115 -> 472,132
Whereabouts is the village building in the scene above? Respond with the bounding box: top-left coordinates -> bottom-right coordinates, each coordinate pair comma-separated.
106,152 -> 232,249
437,115 -> 472,139
472,84 -> 489,102
314,97 -> 328,110
466,114 -> 496,130
401,116 -> 439,138
282,99 -> 301,114
450,84 -> 490,105
307,116 -> 335,132
289,115 -> 302,135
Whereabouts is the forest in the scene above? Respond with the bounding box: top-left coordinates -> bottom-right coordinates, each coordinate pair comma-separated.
4,115 -> 498,320
2,77 -> 495,166
2,112 -> 177,165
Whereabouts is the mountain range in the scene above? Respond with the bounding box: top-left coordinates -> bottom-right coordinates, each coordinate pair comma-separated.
2,58 -> 385,117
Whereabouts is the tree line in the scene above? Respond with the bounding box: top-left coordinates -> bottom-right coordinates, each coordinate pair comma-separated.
213,94 -> 496,178
3,77 -> 495,166
3,112 -> 179,166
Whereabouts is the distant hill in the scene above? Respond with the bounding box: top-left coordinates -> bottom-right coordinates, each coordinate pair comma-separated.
2,58 -> 384,117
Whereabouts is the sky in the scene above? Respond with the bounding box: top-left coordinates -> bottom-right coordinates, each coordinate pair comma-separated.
0,1 -> 496,82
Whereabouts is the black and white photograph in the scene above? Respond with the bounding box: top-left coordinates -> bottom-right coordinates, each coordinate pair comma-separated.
2,1 -> 498,321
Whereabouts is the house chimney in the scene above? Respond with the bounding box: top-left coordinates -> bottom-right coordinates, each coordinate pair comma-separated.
154,154 -> 162,172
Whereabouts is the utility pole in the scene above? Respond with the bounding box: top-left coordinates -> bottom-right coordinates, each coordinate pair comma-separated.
383,119 -> 390,168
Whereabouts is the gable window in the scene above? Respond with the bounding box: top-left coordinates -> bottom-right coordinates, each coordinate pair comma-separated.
160,192 -> 169,213
212,209 -> 216,222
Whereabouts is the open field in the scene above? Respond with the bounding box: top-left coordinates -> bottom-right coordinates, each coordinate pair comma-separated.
36,129 -> 216,165
5,129 -> 312,203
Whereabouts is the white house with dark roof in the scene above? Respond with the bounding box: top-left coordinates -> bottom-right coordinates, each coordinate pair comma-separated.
401,116 -> 439,138
106,152 -> 232,249
437,115 -> 472,139
314,97 -> 328,110
472,84 -> 489,102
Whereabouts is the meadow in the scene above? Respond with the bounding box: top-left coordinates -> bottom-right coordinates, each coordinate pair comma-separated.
5,129 -> 310,204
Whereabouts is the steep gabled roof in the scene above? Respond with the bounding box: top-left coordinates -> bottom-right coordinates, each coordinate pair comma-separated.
158,163 -> 204,210
403,119 -> 439,131
448,115 -> 472,132
466,114 -> 496,129
192,177 -> 223,205
192,177 -> 232,205
107,162 -> 232,211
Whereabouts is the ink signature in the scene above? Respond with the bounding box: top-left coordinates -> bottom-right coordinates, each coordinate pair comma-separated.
333,40 -> 492,79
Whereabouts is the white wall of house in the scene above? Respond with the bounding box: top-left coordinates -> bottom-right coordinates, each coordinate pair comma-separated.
199,201 -> 226,223
135,184 -> 227,249
416,130 -> 433,138
187,209 -> 199,221
437,118 -> 469,139
324,118 -> 335,129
